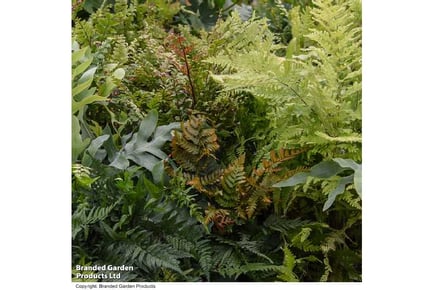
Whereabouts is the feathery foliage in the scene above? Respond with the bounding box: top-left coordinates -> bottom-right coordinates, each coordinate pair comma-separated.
207,0 -> 362,161
72,0 -> 361,282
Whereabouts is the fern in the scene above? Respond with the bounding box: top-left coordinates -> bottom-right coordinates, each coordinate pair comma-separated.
171,115 -> 309,226
196,239 -> 213,281
166,173 -> 204,222
237,234 -> 274,264
110,35 -> 129,65
221,154 -> 246,193
340,191 -> 362,210
291,227 -> 322,253
320,255 -> 332,282
210,233 -> 282,280
72,258 -> 99,282
232,263 -> 282,280
72,201 -> 118,240
204,205 -> 234,233
206,1 -> 361,160
165,235 -> 214,281
72,163 -> 99,189
264,214 -> 311,234
171,114 -> 221,179
107,242 -> 184,275
212,247 -> 242,278
277,247 -> 299,282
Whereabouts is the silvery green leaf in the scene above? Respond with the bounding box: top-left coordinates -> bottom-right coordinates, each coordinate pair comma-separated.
353,167 -> 362,197
273,172 -> 309,188
113,68 -> 125,80
311,160 -> 344,178
323,175 -> 354,211
110,152 -> 129,170
333,158 -> 361,171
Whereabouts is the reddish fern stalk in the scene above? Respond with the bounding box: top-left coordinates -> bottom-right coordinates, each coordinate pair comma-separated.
166,32 -> 197,109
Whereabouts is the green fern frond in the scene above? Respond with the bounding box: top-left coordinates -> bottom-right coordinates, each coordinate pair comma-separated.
213,248 -> 242,278
110,242 -> 184,275
165,235 -> 196,257
314,131 -> 362,143
233,263 -> 282,279
72,202 -> 118,240
341,191 -> 362,210
321,231 -> 347,254
166,178 -> 204,222
291,227 -> 322,253
245,190 -> 264,219
221,154 -> 246,193
264,215 -> 311,234
200,169 -> 223,186
207,0 -> 361,149
277,247 -> 299,282
237,234 -> 274,264
320,255 -> 332,282
142,244 -> 184,274
110,35 -> 129,65
215,191 -> 240,209
196,239 -> 213,280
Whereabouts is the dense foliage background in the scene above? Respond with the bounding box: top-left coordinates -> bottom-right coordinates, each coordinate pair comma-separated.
72,0 -> 361,282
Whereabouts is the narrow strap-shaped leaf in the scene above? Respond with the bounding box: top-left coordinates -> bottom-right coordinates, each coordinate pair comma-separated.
72,115 -> 90,162
72,77 -> 94,98
72,58 -> 93,80
353,167 -> 362,197
86,135 -> 110,158
72,46 -> 88,64
311,160 -> 344,178
323,175 -> 354,211
77,66 -> 97,84
273,172 -> 309,187
136,110 -> 158,146
332,158 -> 361,172
72,95 -> 107,114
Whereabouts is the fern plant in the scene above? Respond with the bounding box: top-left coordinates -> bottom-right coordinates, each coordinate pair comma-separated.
274,158 -> 362,211
72,0 -> 362,282
206,0 -> 362,160
169,113 -> 308,231
72,163 -> 215,282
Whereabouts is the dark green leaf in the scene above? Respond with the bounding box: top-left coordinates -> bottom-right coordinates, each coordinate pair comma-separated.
215,0 -> 226,9
102,127 -> 118,163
